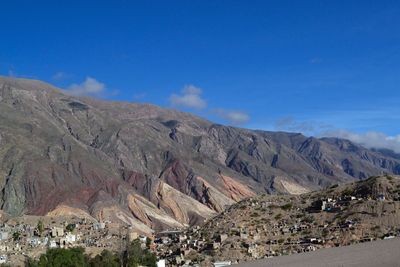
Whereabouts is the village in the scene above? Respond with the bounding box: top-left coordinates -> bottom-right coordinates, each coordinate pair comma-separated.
0,216 -> 152,265
0,176 -> 399,266
154,176 -> 400,266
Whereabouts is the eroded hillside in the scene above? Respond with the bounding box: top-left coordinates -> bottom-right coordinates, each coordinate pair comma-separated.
1,77 -> 400,234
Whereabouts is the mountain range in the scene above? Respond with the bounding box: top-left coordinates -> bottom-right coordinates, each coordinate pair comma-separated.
0,76 -> 399,234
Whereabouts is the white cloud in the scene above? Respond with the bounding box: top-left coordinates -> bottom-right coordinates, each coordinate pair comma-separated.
274,116 -> 332,135
169,85 -> 207,109
323,130 -> 400,153
52,72 -> 70,81
272,117 -> 400,153
65,77 -> 105,97
214,109 -> 250,125
169,84 -> 250,125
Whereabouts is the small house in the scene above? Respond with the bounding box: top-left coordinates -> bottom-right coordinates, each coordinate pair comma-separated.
213,261 -> 232,267
51,227 -> 64,237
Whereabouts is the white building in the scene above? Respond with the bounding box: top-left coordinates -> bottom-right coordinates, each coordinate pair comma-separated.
214,261 -> 232,267
0,232 -> 8,240
139,235 -> 147,243
28,237 -> 41,247
93,222 -> 106,230
51,227 -> 64,237
65,233 -> 76,244
157,259 -> 166,267
49,240 -> 57,248
0,255 -> 7,264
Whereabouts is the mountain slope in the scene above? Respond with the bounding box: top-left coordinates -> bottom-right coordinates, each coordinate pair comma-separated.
0,77 -> 400,233
165,175 -> 400,265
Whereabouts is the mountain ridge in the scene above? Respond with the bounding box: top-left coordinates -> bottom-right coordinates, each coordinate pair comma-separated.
0,76 -> 399,234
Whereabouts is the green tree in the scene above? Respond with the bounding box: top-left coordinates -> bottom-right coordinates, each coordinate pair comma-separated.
12,232 -> 20,241
27,247 -> 89,267
89,250 -> 120,267
25,241 -> 157,267
37,220 -> 45,236
66,223 -> 76,232
25,258 -> 39,267
280,203 -> 293,211
124,239 -> 157,267
125,239 -> 142,267
145,237 -> 152,249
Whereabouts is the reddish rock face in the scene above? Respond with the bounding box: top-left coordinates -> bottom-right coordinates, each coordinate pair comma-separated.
1,77 -> 400,232
219,175 -> 255,202
161,160 -> 190,194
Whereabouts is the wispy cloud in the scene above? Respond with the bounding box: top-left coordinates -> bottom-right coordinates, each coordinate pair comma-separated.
169,85 -> 207,109
274,116 -> 332,135
322,130 -> 400,153
6,68 -> 37,79
52,71 -> 70,81
273,117 -> 400,153
169,84 -> 250,124
133,93 -> 147,100
65,77 -> 106,97
213,109 -> 250,125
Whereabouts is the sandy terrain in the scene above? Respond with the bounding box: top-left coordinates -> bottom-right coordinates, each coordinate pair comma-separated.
238,238 -> 400,267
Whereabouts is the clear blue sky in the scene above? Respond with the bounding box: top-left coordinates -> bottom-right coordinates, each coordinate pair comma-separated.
1,1 -> 400,146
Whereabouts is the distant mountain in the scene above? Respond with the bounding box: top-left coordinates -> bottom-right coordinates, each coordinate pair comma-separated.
0,77 -> 399,233
370,148 -> 400,160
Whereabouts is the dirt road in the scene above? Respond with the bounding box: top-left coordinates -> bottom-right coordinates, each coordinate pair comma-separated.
238,238 -> 400,267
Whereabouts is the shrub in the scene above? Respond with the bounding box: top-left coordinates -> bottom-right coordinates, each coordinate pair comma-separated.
37,220 -> 45,235
12,232 -> 20,241
90,250 -> 120,267
386,175 -> 394,181
66,223 -> 76,232
250,212 -> 259,218
280,203 -> 293,211
342,188 -> 354,196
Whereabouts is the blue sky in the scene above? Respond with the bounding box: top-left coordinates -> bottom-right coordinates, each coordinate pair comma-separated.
1,1 -> 400,149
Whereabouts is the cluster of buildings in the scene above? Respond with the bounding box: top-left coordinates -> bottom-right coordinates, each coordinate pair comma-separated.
154,187 -> 400,266
0,178 -> 397,266
0,218 -> 143,264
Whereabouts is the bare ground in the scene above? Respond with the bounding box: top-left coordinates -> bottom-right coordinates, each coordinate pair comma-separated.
238,238 -> 400,267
